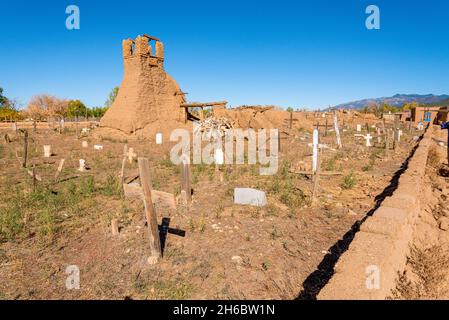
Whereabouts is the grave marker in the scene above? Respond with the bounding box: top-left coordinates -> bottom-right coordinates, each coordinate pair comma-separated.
138,157 -> 162,264
120,144 -> 128,183
312,129 -> 319,173
44,145 -> 51,158
23,130 -> 28,168
78,159 -> 86,172
55,159 -> 65,182
156,133 -> 163,145
128,147 -> 136,163
180,155 -> 191,204
333,112 -> 342,149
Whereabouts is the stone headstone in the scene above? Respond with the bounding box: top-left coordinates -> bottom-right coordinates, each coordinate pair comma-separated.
234,188 -> 267,207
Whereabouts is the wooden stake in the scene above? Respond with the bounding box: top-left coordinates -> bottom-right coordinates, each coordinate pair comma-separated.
180,156 -> 191,204
324,118 -> 328,137
120,144 -> 128,183
138,157 -> 162,263
289,111 -> 293,129
333,112 -> 342,149
278,133 -> 281,152
111,219 -> 119,236
23,130 -> 28,168
55,159 -> 65,182
393,115 -> 399,150
312,149 -> 321,205
32,164 -> 37,191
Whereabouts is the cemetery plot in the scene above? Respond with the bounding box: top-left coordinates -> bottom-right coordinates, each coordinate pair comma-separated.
0,114 -> 420,299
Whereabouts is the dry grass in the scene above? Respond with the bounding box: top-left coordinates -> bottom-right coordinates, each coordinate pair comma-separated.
427,145 -> 440,168
392,244 -> 449,299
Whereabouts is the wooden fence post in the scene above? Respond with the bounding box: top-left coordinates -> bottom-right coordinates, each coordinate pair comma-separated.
393,115 -> 399,150
138,157 -> 162,264
23,130 -> 28,168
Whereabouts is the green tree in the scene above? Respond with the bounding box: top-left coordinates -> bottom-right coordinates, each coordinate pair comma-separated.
0,88 -> 21,120
0,87 -> 7,107
286,107 -> 294,113
402,102 -> 419,111
66,100 -> 88,118
105,87 -> 119,107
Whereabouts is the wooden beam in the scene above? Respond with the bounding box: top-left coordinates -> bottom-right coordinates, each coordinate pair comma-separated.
137,158 -> 162,264
143,34 -> 161,42
290,170 -> 343,176
180,101 -> 227,108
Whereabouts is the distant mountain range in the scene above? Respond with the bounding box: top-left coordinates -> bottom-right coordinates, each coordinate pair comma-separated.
334,94 -> 449,110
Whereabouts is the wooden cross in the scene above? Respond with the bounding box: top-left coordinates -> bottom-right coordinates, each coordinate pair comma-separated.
355,133 -> 373,147
291,129 -> 343,204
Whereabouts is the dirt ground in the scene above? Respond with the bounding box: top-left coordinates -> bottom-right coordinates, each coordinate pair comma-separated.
0,114 -> 420,299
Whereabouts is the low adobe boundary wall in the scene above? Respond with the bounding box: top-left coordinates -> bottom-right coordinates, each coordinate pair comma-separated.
318,127 -> 433,299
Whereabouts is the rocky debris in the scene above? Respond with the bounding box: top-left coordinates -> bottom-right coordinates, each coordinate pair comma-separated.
439,217 -> 449,231
193,117 -> 234,140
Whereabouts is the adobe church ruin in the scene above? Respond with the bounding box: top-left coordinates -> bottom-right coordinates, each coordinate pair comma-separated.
99,35 -> 187,135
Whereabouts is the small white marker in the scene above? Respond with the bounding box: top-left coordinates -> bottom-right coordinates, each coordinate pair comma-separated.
156,133 -> 163,145
43,145 -> 51,158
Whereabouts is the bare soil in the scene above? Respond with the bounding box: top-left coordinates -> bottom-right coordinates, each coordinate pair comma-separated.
0,115 -> 418,299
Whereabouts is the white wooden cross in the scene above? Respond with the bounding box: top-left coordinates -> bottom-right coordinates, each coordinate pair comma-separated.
398,130 -> 403,142
312,129 -> 319,172
333,112 -> 342,149
355,134 -> 373,147
128,147 -> 137,164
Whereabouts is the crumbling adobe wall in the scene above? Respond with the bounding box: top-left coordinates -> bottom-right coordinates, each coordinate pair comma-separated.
100,35 -> 186,134
318,126 -> 434,300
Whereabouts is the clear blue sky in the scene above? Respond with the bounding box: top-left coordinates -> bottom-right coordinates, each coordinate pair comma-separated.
1,0 -> 448,109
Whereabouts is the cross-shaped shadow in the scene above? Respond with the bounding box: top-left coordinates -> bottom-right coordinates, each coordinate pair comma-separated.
158,217 -> 186,256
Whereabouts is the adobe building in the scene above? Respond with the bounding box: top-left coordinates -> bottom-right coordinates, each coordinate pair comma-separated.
382,111 -> 411,122
99,34 -> 187,135
411,106 -> 447,124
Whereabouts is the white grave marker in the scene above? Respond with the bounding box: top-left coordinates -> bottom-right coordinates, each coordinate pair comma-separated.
82,141 -> 88,148
312,129 -> 319,173
43,145 -> 51,158
128,147 -> 136,163
78,159 -> 86,172
94,145 -> 103,150
365,134 -> 373,147
357,124 -> 362,132
333,113 -> 342,149
156,133 -> 163,145
214,148 -> 224,165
